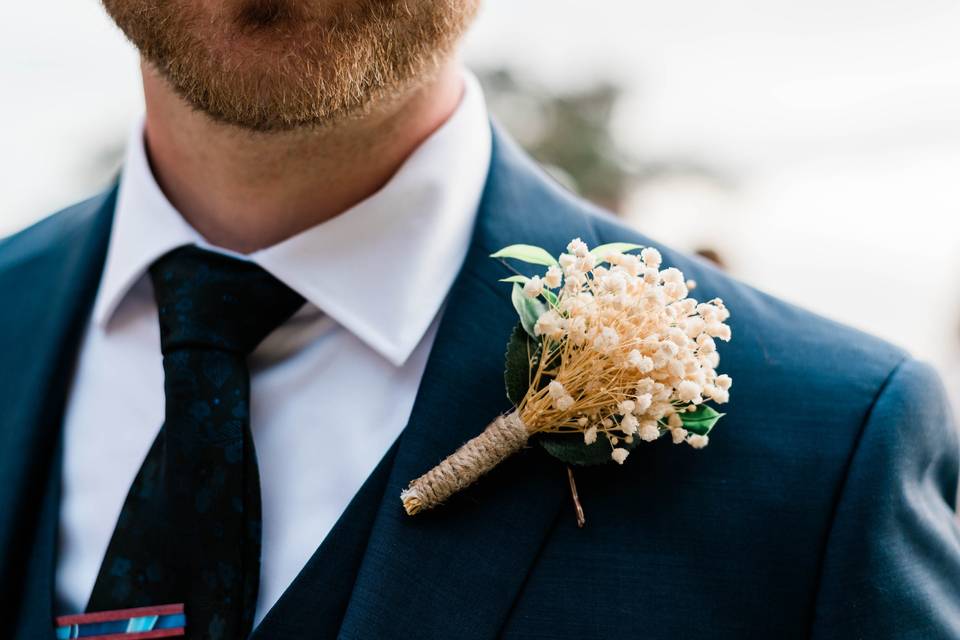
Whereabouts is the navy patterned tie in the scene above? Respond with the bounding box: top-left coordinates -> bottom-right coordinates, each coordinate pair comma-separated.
86,245 -> 305,639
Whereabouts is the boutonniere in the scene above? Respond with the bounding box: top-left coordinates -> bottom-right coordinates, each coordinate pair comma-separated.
401,238 -> 732,522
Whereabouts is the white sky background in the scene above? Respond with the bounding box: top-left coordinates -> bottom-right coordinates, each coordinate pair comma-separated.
3,0 -> 960,392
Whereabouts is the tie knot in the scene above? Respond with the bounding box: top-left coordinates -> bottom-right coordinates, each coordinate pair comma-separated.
149,245 -> 305,355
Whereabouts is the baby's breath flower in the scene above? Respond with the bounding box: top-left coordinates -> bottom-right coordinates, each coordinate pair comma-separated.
706,385 -> 730,404
576,254 -> 597,273
660,267 -> 684,285
547,380 -> 566,399
543,265 -> 563,289
658,340 -> 679,359
712,299 -> 730,321
567,237 -> 589,257
620,413 -> 639,435
700,351 -> 720,369
639,421 -> 661,442
593,327 -> 620,352
649,403 -> 669,421
697,303 -> 720,323
611,447 -> 630,464
555,394 -> 574,411
716,374 -> 733,391
621,254 -> 642,277
604,250 -> 624,265
640,356 -> 655,373
636,379 -> 655,396
697,334 -> 717,354
523,275 -> 544,298
566,316 -> 589,344
600,272 -> 627,294
583,425 -> 598,445
643,286 -> 666,305
562,277 -> 583,296
534,310 -> 565,340
674,298 -> 697,317
683,317 -> 706,338
667,359 -> 685,379
677,380 -> 703,404
707,322 -> 732,342
671,427 -> 689,444
641,247 -> 662,269
634,393 -> 653,414
652,384 -> 671,402
618,399 -> 636,415
664,281 -> 688,302
687,434 -> 710,449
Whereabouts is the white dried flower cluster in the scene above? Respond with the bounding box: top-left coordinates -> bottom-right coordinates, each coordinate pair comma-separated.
521,238 -> 733,465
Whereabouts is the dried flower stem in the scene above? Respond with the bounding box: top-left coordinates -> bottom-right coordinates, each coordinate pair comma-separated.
402,411 -> 530,515
566,466 -> 586,528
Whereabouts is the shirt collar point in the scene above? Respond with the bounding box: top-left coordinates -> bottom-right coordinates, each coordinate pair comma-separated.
91,275 -> 136,330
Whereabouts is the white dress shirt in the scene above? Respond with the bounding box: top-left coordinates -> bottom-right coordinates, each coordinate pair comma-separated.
56,70 -> 491,625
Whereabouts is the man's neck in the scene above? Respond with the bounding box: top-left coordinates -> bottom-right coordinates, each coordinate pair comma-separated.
141,60 -> 464,254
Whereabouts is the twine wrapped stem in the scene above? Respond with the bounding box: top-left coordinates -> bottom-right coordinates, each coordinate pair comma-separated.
401,411 -> 530,515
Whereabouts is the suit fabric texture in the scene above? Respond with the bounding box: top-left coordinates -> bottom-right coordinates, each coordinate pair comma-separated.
1,124 -> 958,639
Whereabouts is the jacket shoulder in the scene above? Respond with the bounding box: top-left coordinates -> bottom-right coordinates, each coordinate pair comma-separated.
0,187 -> 116,274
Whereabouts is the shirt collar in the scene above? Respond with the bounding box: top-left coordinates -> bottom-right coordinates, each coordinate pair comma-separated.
94,69 -> 492,367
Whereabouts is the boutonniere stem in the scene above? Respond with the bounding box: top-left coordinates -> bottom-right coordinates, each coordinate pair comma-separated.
401,412 -> 528,515
567,466 -> 586,528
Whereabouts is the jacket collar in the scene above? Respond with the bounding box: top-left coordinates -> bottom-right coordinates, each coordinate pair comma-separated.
0,186 -> 116,635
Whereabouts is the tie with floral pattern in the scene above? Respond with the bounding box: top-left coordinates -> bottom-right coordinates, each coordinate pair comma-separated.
86,245 -> 305,639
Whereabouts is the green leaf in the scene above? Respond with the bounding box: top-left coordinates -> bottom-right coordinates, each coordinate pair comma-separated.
511,283 -> 547,339
499,275 -> 530,284
504,324 -> 536,405
538,432 -> 641,466
681,405 -> 724,436
491,244 -> 559,267
591,242 -> 644,262
542,288 -> 559,307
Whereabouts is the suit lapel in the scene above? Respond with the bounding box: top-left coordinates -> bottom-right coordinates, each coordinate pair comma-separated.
333,125 -> 602,639
0,187 -> 115,635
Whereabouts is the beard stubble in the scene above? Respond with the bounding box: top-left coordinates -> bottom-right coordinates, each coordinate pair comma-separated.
102,0 -> 479,131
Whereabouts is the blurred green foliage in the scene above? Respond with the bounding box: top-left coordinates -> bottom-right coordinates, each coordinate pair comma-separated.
478,68 -> 729,214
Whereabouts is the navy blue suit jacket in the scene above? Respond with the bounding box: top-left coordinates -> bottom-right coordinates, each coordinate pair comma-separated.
2,125 -> 959,638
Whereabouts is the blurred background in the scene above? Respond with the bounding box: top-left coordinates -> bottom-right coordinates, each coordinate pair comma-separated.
3,1 -> 960,406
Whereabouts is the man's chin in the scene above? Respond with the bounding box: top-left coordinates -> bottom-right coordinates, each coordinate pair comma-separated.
106,0 -> 479,132
232,0 -> 306,31
151,60 -> 366,133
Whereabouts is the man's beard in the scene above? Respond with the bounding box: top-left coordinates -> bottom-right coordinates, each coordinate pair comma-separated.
102,0 -> 478,132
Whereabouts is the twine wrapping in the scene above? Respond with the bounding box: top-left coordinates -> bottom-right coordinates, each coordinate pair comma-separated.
401,411 -> 530,515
